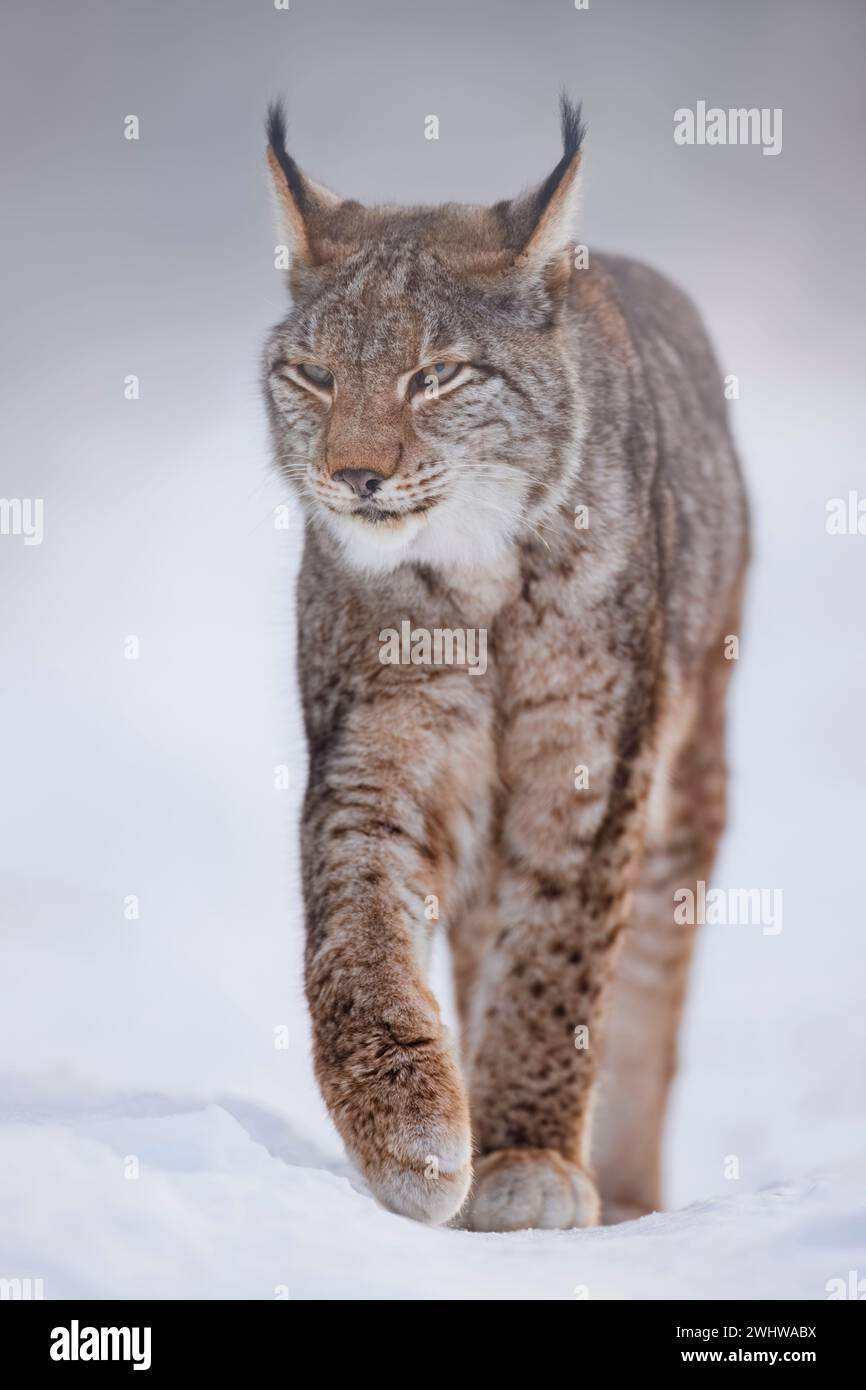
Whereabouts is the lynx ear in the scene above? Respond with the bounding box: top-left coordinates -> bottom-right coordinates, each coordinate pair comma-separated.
504,96 -> 585,293
266,101 -> 343,267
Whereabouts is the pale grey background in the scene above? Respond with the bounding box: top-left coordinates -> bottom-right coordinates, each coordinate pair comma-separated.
1,0 -> 864,1282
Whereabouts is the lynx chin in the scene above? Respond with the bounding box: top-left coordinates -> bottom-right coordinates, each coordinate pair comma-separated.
262,95 -> 749,1231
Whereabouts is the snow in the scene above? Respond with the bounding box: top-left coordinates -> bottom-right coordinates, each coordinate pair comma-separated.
2,1078 -> 864,1301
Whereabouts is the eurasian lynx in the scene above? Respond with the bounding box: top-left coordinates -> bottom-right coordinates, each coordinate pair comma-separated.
263,99 -> 749,1231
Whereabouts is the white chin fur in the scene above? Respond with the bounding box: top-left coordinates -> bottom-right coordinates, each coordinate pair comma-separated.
320,482 -> 522,576
323,510 -> 426,574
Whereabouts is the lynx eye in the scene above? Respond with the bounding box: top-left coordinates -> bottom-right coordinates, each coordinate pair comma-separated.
410,361 -> 463,397
296,363 -> 334,390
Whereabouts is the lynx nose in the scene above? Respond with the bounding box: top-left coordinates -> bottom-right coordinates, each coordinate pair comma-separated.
334,468 -> 383,499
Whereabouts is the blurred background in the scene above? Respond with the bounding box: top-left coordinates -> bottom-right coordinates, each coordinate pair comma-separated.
1,0 -> 864,1288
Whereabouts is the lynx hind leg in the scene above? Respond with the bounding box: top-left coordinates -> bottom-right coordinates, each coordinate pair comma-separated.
593,657 -> 733,1224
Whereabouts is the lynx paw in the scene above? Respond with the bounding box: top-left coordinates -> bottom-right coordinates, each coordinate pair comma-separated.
317,1001 -> 472,1226
461,1147 -> 601,1232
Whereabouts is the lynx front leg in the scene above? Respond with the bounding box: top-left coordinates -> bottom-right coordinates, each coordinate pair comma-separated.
302,671 -> 489,1225
461,645 -> 658,1232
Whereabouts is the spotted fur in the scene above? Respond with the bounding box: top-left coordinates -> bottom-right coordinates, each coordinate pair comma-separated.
262,99 -> 749,1229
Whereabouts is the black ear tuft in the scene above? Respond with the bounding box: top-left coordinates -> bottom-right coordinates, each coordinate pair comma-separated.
266,98 -> 308,213
559,92 -> 586,162
531,94 -> 586,220
265,100 -> 287,158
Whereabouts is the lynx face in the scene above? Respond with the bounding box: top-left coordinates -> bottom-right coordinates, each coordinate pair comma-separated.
263,102 -> 587,574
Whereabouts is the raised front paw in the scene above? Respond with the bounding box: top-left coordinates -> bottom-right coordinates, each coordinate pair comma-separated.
315,995 -> 472,1225
460,1147 -> 601,1232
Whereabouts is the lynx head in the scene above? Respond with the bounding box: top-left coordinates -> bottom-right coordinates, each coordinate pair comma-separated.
263,98 -> 586,575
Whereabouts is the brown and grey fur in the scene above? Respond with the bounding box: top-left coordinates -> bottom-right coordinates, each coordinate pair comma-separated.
262,99 -> 749,1230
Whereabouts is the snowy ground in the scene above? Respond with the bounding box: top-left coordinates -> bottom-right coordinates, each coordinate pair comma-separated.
2,1078 -> 864,1301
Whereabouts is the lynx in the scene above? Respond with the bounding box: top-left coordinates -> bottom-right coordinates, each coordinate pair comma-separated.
262,98 -> 749,1231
